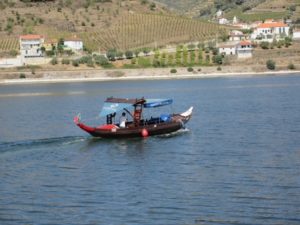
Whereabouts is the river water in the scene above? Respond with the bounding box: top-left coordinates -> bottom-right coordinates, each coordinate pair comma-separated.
0,75 -> 300,225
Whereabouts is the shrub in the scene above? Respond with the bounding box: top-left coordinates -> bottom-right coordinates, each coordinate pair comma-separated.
50,57 -> 58,65
134,49 -> 141,57
86,59 -> 94,67
149,2 -> 156,10
31,67 -> 35,74
94,55 -> 109,66
288,63 -> 295,70
61,59 -> 70,65
124,50 -> 133,59
106,48 -> 117,61
72,60 -> 79,67
198,68 -> 202,72
142,47 -> 150,56
152,59 -> 160,67
212,48 -> 218,55
131,58 -> 137,64
9,49 -> 18,57
170,68 -> 177,73
266,59 -> 276,70
46,50 -> 55,56
187,67 -> 193,72
138,57 -> 151,67
19,73 -> 26,79
260,41 -> 269,49
187,44 -> 196,51
116,51 -> 124,59
217,66 -> 222,71
79,55 -> 92,64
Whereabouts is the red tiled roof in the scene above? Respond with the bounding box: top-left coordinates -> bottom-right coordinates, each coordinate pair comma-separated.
65,37 -> 82,42
20,34 -> 43,40
257,22 -> 288,29
218,43 -> 237,48
239,41 -> 252,46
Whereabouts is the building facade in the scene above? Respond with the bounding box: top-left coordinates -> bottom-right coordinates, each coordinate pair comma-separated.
229,30 -> 245,41
64,37 -> 83,51
251,21 -> 290,42
237,41 -> 253,59
218,43 -> 237,56
19,34 -> 44,58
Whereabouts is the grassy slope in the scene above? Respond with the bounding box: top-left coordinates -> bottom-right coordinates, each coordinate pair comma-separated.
0,0 -> 227,55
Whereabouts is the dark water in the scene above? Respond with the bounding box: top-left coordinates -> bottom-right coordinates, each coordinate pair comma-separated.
0,75 -> 300,225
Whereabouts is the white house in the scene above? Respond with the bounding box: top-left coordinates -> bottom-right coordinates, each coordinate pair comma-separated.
251,21 -> 290,42
237,41 -> 253,59
229,30 -> 245,41
64,37 -> 83,51
19,34 -> 44,58
218,42 -> 237,56
292,29 -> 300,40
216,10 -> 223,18
219,17 -> 229,25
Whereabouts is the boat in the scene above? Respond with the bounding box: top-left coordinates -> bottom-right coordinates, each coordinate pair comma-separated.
74,97 -> 193,138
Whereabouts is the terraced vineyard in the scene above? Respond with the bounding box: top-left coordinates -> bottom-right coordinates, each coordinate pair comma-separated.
0,38 -> 19,52
80,13 -> 227,51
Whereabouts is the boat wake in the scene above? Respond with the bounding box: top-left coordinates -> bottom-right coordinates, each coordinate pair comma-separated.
0,136 -> 89,153
157,127 -> 190,138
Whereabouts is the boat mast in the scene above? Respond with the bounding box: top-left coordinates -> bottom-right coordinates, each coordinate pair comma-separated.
133,98 -> 145,127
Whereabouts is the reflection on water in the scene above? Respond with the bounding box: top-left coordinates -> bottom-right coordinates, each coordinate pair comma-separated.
1,75 -> 300,225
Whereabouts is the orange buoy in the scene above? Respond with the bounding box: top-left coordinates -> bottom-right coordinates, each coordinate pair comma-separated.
141,128 -> 148,137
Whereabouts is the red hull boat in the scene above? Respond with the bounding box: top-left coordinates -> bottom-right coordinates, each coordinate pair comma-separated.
74,97 -> 193,138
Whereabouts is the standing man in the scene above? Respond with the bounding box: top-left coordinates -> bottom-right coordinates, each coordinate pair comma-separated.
119,112 -> 127,128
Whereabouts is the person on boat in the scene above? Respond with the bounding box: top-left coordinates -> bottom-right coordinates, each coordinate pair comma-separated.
119,112 -> 127,128
106,112 -> 116,124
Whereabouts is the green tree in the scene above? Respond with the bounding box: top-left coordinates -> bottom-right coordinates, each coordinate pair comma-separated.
154,50 -> 160,59
213,54 -> 223,64
182,46 -> 188,66
168,54 -> 174,66
198,49 -> 203,65
205,54 -> 210,64
149,2 -> 156,10
190,51 -> 195,65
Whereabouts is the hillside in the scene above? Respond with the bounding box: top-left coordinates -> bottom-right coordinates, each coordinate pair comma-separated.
155,0 -> 300,22
0,0 -> 227,55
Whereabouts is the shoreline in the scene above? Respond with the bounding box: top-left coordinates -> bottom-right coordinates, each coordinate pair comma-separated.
0,68 -> 300,85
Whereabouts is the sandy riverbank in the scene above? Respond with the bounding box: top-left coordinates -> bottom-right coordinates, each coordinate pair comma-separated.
0,65 -> 300,85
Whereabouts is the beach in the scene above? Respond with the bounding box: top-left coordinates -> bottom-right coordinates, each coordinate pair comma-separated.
0,65 -> 300,85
